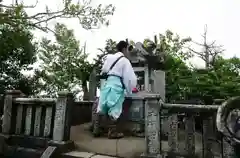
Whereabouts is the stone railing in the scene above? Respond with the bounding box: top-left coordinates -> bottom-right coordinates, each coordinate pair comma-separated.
142,101 -> 235,158
0,90 -> 76,157
0,89 -> 237,158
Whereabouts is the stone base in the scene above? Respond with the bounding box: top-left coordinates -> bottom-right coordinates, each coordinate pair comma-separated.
71,123 -> 222,158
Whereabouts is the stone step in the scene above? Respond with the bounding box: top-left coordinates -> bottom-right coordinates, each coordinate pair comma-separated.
61,151 -> 118,158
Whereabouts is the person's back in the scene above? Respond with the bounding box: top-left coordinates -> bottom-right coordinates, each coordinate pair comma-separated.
101,52 -> 136,94
97,40 -> 137,138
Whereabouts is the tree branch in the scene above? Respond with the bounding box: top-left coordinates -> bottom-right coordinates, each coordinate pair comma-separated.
0,0 -> 115,32
0,0 -> 38,8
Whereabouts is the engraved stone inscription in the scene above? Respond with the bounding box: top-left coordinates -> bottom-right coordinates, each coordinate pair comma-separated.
145,99 -> 160,156
184,115 -> 195,155
128,100 -> 144,133
202,117 -> 214,158
168,114 -> 178,152
53,98 -> 67,141
44,107 -> 52,137
2,95 -> 12,134
24,106 -> 32,135
34,107 -> 42,136
15,105 -> 23,134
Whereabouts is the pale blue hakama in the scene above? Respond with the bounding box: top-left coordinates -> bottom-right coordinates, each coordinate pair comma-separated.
97,76 -> 125,120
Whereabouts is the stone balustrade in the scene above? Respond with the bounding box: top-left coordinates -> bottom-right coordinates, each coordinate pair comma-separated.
0,90 -> 93,157
0,89 -> 238,158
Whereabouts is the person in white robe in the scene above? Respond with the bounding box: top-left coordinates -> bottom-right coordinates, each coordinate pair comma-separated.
97,40 -> 137,138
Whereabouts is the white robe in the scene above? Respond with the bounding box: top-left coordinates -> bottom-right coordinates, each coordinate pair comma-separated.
96,52 -> 137,119
101,52 -> 137,95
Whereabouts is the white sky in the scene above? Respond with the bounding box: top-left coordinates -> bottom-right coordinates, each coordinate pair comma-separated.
19,0 -> 240,67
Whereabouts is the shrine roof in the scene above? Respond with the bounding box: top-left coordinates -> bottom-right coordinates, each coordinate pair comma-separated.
128,42 -> 163,67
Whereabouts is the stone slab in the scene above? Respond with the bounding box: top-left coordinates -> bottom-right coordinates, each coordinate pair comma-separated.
71,123 -> 144,158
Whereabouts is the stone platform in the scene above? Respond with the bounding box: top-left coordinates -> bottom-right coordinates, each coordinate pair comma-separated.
70,123 -> 221,158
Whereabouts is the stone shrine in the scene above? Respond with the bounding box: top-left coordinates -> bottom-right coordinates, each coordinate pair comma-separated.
91,40 -> 166,137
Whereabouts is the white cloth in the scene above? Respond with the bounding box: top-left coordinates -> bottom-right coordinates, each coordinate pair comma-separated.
101,52 -> 137,95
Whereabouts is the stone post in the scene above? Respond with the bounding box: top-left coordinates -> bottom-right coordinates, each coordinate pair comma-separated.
2,90 -> 22,134
132,93 -> 162,158
202,113 -> 214,158
184,113 -> 195,157
168,114 -> 178,155
151,70 -> 165,102
89,68 -> 97,101
53,92 -> 74,141
151,70 -> 168,138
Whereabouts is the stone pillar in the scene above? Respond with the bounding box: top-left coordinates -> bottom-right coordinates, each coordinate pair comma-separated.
53,92 -> 74,141
89,68 -> 97,101
144,66 -> 150,91
202,114 -> 214,158
134,93 -> 162,158
151,70 -> 167,138
184,113 -> 195,157
2,90 -> 22,134
168,114 -> 178,155
151,70 -> 165,102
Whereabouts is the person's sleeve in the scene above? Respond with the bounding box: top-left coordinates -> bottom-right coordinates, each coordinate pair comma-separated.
122,59 -> 137,94
101,55 -> 109,74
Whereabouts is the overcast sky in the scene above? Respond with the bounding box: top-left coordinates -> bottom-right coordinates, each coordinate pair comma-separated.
20,0 -> 240,67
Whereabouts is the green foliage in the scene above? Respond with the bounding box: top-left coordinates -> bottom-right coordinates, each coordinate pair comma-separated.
144,30 -> 193,101
0,0 -> 115,97
191,57 -> 240,100
157,30 -> 192,61
0,6 -> 37,95
38,23 -> 92,98
97,30 -> 240,103
150,31 -> 240,102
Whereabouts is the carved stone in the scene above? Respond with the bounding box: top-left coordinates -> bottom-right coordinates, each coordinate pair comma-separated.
89,68 -> 97,101
139,93 -> 162,158
151,70 -> 165,102
2,90 -> 22,134
216,97 -> 239,157
34,107 -> 42,136
127,99 -> 144,133
15,105 -> 23,134
168,114 -> 178,154
202,114 -> 214,158
184,114 -> 195,157
53,92 -> 74,141
24,106 -> 33,135
44,107 -> 53,137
